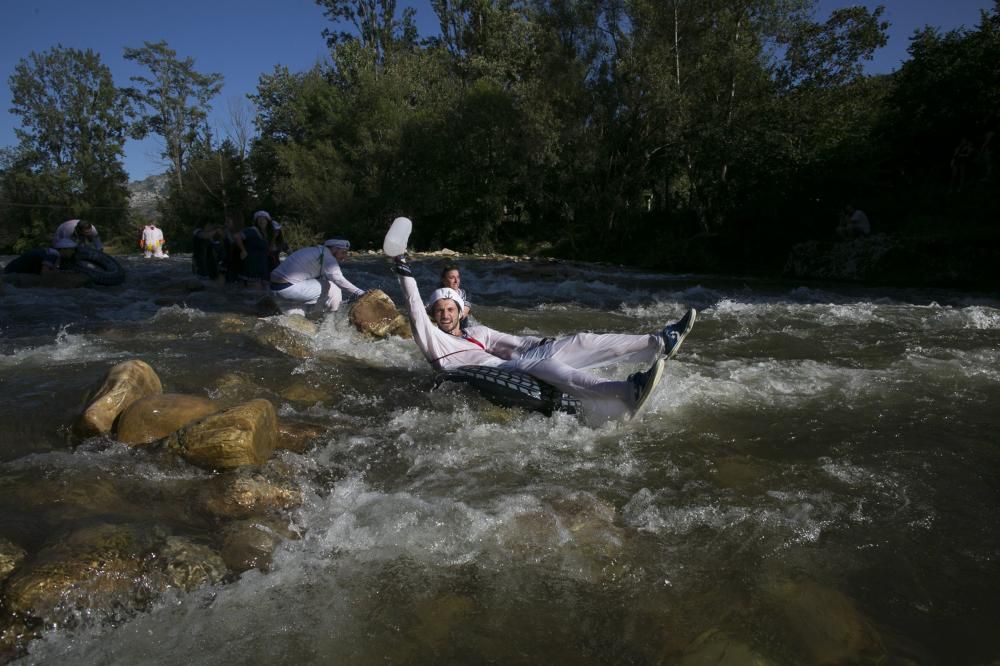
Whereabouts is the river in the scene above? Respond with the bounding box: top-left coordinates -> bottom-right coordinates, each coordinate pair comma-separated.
1,252 -> 999,664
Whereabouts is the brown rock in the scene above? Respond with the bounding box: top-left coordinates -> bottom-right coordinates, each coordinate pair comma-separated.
220,520 -> 290,573
279,382 -> 330,404
251,322 -> 314,358
197,472 -> 302,520
0,538 -> 26,583
151,536 -> 228,591
4,524 -> 149,625
73,359 -> 163,438
764,578 -> 886,664
167,399 -> 278,470
349,289 -> 412,339
277,420 -> 328,452
115,393 -> 219,445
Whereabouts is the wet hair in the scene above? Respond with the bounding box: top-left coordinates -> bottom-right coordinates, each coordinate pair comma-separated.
440,264 -> 461,281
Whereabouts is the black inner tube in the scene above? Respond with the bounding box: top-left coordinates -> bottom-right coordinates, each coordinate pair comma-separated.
434,365 -> 582,416
70,247 -> 126,286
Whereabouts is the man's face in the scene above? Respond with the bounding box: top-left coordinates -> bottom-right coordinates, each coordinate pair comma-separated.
333,248 -> 349,262
431,299 -> 461,335
442,270 -> 460,290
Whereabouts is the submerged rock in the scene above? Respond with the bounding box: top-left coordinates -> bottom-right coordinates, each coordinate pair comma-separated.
151,535 -> 227,591
220,519 -> 290,573
276,420 -> 328,452
250,321 -> 315,358
762,577 -> 886,664
167,399 -> 278,470
3,523 -> 151,626
73,359 -> 163,438
349,289 -> 412,339
0,538 -> 26,583
197,472 -> 302,520
115,393 -> 219,446
3,524 -> 229,633
677,629 -> 776,665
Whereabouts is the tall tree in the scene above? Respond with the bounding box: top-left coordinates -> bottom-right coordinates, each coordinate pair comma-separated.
3,45 -> 132,247
316,0 -> 419,65
123,40 -> 224,192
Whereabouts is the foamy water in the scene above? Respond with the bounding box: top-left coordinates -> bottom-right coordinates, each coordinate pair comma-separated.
3,253 -> 999,664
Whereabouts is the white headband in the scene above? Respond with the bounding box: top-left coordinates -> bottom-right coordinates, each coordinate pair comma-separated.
324,238 -> 350,250
426,288 -> 465,315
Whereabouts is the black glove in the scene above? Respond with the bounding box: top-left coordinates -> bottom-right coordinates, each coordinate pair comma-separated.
391,254 -> 412,277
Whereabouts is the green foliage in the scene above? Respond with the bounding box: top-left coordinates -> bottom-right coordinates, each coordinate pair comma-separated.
123,41 -> 224,192
6,1 -> 997,273
1,46 -> 132,250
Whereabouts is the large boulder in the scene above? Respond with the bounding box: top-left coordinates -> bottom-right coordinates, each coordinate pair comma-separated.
349,289 -> 412,339
115,393 -> 219,445
166,399 -> 278,470
73,359 -> 163,438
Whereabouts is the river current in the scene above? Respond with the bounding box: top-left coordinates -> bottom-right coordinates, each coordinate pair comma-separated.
1,253 -> 999,664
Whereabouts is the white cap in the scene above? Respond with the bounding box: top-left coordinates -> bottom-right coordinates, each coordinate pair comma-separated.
324,238 -> 350,250
54,238 -> 78,249
426,287 -> 465,315
271,221 -> 281,230
254,210 -> 272,221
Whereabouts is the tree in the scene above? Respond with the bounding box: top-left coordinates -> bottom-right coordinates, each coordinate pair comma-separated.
123,40 -> 224,192
2,45 -> 132,249
316,0 -> 419,65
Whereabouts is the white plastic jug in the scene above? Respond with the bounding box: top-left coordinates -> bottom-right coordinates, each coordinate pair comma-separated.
382,217 -> 412,257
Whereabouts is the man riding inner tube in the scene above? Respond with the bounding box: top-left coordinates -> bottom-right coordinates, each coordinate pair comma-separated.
391,254 -> 697,425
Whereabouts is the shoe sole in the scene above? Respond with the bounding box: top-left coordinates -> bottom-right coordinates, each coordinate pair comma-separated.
665,308 -> 697,361
632,358 -> 665,418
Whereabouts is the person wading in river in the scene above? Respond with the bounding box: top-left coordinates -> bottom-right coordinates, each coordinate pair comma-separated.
391,254 -> 696,423
269,237 -> 366,316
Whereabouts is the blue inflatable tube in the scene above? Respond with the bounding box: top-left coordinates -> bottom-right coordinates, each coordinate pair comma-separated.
434,365 -> 582,416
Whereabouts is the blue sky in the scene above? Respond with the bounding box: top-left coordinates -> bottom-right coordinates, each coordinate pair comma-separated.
1,0 -> 995,181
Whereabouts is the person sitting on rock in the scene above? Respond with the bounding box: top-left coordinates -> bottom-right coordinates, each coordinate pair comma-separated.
268,237 -> 366,316
54,219 -> 103,251
4,238 -> 77,274
391,253 -> 696,424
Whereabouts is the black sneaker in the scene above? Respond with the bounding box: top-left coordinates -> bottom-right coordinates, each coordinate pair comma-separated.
659,308 -> 696,360
628,358 -> 665,417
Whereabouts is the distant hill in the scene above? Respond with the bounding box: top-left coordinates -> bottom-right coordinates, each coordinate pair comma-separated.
128,173 -> 169,220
